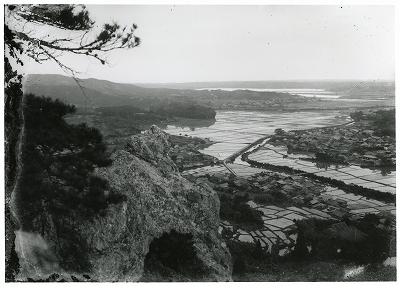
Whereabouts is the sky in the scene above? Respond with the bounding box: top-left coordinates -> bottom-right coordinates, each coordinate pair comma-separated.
20,3 -> 396,84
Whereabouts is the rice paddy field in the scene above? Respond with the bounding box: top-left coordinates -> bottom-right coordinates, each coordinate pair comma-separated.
166,110 -> 395,195
249,144 -> 396,194
164,110 -> 350,160
218,185 -> 395,258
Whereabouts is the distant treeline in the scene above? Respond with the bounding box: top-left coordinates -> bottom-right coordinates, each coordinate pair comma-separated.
97,105 -> 146,114
350,109 -> 395,137
151,102 -> 216,119
96,106 -> 156,119
94,102 -> 216,120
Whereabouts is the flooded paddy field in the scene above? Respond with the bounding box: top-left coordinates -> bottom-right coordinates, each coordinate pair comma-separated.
248,144 -> 396,194
218,185 -> 395,256
164,110 -> 350,160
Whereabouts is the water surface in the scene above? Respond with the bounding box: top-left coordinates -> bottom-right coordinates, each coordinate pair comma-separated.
164,110 -> 350,160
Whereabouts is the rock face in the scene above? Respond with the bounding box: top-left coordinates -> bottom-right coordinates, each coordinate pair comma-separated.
16,125 -> 232,281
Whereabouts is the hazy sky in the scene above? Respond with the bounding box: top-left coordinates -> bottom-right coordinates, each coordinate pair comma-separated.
24,4 -> 395,83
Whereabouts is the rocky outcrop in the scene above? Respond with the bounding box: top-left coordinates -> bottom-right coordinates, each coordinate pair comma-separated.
16,125 -> 232,281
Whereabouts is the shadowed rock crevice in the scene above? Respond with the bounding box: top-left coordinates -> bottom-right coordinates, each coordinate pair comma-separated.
143,230 -> 207,280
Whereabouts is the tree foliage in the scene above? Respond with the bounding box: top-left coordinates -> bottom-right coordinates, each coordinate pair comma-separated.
151,101 -> 217,120
232,257 -> 246,276
350,111 -> 364,122
291,215 -> 395,265
5,4 -> 140,74
227,240 -> 272,276
371,109 -> 395,137
219,194 -> 264,229
18,94 -> 126,229
350,109 -> 395,137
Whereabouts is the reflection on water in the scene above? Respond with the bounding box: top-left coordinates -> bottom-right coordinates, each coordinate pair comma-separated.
315,161 -> 345,170
166,118 -> 216,131
381,170 -> 393,176
249,144 -> 396,194
306,159 -> 393,178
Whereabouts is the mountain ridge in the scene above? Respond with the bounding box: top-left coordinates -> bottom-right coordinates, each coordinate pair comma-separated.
24,74 -> 395,116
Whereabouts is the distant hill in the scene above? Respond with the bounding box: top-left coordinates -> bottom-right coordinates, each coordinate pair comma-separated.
135,79 -> 395,97
23,74 -> 394,120
25,74 -> 149,95
135,80 -> 334,90
24,74 -> 155,107
24,74 -> 302,108
24,74 -> 219,119
25,74 -> 214,108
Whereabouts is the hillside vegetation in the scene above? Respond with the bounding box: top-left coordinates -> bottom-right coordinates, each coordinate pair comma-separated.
17,94 -> 126,231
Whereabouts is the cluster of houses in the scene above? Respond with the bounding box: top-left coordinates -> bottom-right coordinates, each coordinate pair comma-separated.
271,121 -> 395,167
198,171 -> 355,221
217,97 -> 318,110
248,172 -> 356,220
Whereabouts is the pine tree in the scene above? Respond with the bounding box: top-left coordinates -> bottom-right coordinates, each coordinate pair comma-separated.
4,5 -> 140,279
18,94 -> 126,230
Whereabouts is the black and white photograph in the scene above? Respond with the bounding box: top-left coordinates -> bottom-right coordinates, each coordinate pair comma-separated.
4,2 -> 397,282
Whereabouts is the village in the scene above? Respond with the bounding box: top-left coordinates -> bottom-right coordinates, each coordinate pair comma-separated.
268,109 -> 396,168
216,96 -> 317,110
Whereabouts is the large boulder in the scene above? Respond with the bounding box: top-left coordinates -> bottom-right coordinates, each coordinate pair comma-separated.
15,126 -> 232,281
